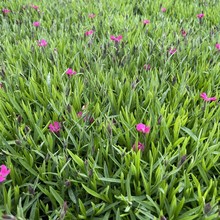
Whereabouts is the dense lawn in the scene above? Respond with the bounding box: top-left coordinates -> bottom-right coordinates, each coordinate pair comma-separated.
0,0 -> 220,219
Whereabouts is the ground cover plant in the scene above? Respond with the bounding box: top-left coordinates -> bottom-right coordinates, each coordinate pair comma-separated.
0,0 -> 220,219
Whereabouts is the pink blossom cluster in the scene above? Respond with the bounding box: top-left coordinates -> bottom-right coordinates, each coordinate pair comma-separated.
85,30 -> 94,36
48,121 -> 61,133
132,142 -> 145,151
200,93 -> 217,102
110,35 -> 123,42
0,165 -> 10,182
216,43 -> 220,50
161,7 -> 166,12
169,48 -> 177,55
197,13 -> 204,19
38,39 -> 47,47
143,20 -> 150,25
33,21 -> 40,27
31,5 -> 39,10
2,9 -> 10,14
136,123 -> 151,133
66,68 -> 77,76
132,123 -> 151,152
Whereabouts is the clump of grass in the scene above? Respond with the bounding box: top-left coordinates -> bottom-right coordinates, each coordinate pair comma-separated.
0,0 -> 220,219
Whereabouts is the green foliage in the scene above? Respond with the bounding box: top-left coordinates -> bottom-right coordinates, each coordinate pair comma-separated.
0,0 -> 220,219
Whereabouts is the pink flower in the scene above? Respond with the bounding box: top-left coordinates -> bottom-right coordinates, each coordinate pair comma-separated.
0,165 -> 10,182
2,9 -> 10,14
110,35 -> 123,42
143,20 -> 150,25
136,123 -> 150,134
197,13 -> 204,19
77,111 -> 83,117
132,142 -> 145,151
169,48 -> 177,55
85,30 -> 94,36
33,21 -> 40,27
66,68 -> 76,76
181,30 -> 187,37
88,13 -> 95,18
215,43 -> 220,51
31,5 -> 39,10
48,121 -> 61,133
161,7 -> 166,12
144,64 -> 151,71
200,93 -> 217,102
38,39 -> 47,47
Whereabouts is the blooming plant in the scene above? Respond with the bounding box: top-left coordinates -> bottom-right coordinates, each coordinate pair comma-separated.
0,165 -> 10,182
33,21 -> 40,27
77,111 -> 83,117
48,121 -> 61,133
110,35 -> 123,42
143,20 -> 150,25
215,43 -> 220,50
31,5 -> 39,10
136,123 -> 150,134
181,30 -> 187,37
38,39 -> 47,47
132,142 -> 145,151
1,0 -> 220,218
2,9 -> 10,14
144,64 -> 151,71
200,93 -> 217,102
85,30 -> 94,36
197,13 -> 204,19
66,68 -> 76,75
169,48 -> 177,55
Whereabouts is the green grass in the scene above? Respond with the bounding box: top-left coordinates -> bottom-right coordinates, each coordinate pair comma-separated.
0,0 -> 220,219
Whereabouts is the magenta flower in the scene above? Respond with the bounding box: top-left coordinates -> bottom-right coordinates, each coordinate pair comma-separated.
144,64 -> 151,71
2,9 -> 10,14
136,123 -> 150,134
0,165 -> 10,183
110,35 -> 123,42
38,39 -> 47,47
200,93 -> 217,102
48,121 -> 61,133
197,13 -> 204,19
181,30 -> 187,37
31,5 -> 39,10
143,20 -> 150,25
33,21 -> 40,27
66,68 -> 76,76
161,7 -> 166,12
77,111 -> 83,117
88,13 -> 95,18
132,142 -> 145,151
215,43 -> 220,51
169,48 -> 177,55
85,30 -> 94,36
